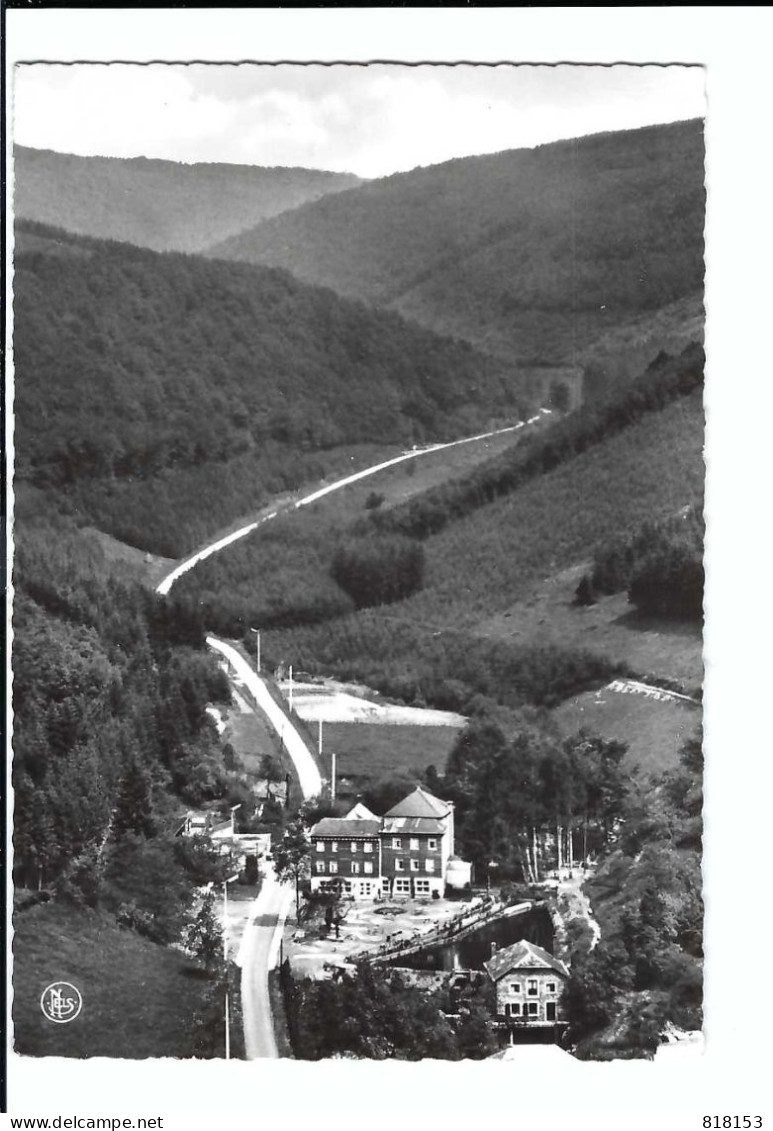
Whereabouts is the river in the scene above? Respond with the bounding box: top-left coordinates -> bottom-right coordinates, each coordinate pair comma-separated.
388,904 -> 554,972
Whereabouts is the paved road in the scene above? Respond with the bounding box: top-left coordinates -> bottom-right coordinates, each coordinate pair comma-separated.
236,872 -> 293,1060
208,635 -> 321,1059
207,635 -> 322,798
156,417 -> 549,597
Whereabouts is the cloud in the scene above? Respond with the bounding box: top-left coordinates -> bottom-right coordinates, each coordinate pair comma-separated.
12,63 -> 705,176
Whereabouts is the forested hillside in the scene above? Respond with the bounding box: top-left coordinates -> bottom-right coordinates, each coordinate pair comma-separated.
14,222 -> 523,556
210,120 -> 705,389
11,510 -> 255,1055
13,145 -> 361,252
173,344 -> 704,714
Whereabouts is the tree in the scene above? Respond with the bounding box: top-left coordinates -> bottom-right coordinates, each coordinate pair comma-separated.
183,889 -> 223,977
574,575 -> 596,606
272,818 -> 311,919
112,760 -> 156,840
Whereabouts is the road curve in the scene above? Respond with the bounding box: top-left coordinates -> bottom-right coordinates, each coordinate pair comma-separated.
209,635 -> 322,1059
207,635 -> 322,799
156,420 -> 542,597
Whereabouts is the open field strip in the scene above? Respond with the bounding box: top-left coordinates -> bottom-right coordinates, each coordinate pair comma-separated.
156,417 -> 548,596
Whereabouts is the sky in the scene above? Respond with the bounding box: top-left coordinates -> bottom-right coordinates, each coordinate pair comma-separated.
13,63 -> 705,178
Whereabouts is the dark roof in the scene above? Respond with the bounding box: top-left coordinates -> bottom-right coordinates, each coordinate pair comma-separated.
384,786 -> 451,819
484,940 -> 569,982
310,818 -> 381,838
381,817 -> 446,834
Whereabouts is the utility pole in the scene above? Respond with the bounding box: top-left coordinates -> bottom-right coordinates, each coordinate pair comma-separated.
288,664 -> 293,712
223,880 -> 230,1061
250,627 -> 261,673
331,751 -> 336,801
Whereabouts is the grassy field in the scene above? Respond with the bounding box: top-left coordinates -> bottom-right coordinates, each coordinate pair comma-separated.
317,721 -> 462,802
551,683 -> 700,777
404,391 -> 705,628
222,704 -> 284,777
12,902 -> 208,1058
481,562 -> 704,690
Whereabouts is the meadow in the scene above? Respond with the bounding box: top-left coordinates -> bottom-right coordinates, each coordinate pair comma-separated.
317,722 -> 463,804
12,901 -> 211,1058
551,684 -> 700,777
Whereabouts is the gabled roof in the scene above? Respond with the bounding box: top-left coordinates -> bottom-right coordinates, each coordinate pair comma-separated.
484,940 -> 569,982
310,818 -> 381,838
382,816 -> 446,835
345,802 -> 377,820
384,786 -> 451,819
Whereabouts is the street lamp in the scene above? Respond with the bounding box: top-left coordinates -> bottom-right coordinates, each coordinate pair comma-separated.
249,627 -> 261,674
486,860 -> 499,895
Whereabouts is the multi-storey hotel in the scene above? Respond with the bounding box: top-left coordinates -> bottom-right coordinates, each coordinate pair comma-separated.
309,786 -> 469,899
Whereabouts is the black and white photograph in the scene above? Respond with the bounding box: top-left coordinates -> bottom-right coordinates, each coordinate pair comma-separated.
3,7 -> 771,1123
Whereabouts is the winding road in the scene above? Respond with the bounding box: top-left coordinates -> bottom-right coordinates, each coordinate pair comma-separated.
155,419 -> 547,598
208,636 -> 321,1059
159,420 -> 551,1057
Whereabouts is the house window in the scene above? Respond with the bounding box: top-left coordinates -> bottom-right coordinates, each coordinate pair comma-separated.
428,839 -> 438,850
394,879 -> 411,894
510,983 -> 521,993
351,842 -> 358,853
415,880 -> 430,894
546,1002 -> 556,1021
315,863 -> 325,874
392,838 -> 402,849
362,883 -> 372,896
329,861 -> 338,874
364,862 -> 373,874
410,838 -> 419,851
351,862 -> 360,875
395,860 -> 405,871
331,841 -> 338,852
506,1003 -> 520,1016
410,860 -> 419,872
547,982 -> 556,993
425,860 -> 435,872
527,1002 -> 538,1016
528,979 -> 538,996
363,842 -> 373,853
315,842 -> 324,852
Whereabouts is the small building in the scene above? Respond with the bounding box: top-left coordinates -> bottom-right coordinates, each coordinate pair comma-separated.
484,940 -> 569,1027
445,856 -> 473,891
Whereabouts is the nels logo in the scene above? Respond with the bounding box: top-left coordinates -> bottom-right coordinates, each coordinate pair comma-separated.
40,982 -> 83,1024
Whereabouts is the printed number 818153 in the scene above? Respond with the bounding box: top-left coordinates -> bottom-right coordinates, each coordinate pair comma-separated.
703,1119 -> 762,1128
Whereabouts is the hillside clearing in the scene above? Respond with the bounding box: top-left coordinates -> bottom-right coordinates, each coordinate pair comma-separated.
481,562 -> 703,690
12,902 -> 206,1058
551,683 -> 700,777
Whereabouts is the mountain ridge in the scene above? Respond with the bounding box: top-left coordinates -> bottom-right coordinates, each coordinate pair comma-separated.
13,144 -> 362,253
208,119 -> 705,394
